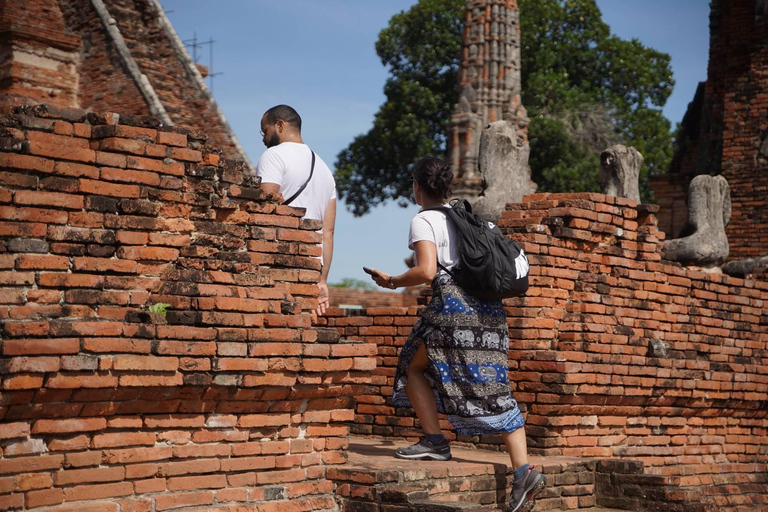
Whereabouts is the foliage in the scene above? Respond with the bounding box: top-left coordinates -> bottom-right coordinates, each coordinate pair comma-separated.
335,0 -> 675,212
329,278 -> 377,291
334,0 -> 464,216
148,302 -> 171,316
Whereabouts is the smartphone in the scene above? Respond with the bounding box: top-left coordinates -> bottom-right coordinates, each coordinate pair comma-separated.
362,267 -> 374,275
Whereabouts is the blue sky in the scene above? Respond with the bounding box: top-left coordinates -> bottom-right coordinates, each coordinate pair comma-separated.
159,0 -> 711,286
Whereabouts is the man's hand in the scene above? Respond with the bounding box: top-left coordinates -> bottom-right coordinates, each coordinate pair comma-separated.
316,281 -> 330,316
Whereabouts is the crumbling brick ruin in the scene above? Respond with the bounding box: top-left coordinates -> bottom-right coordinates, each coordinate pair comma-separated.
653,0 -> 768,263
0,0 -> 250,167
0,104 -> 375,511
320,192 -> 768,511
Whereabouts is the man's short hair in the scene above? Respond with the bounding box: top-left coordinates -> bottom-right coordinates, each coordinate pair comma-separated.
264,105 -> 302,131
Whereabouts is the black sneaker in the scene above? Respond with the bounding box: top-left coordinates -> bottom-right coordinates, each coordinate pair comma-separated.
507,466 -> 546,512
394,436 -> 452,461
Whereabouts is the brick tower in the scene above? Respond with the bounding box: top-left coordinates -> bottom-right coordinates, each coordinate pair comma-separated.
447,0 -> 529,197
653,0 -> 768,259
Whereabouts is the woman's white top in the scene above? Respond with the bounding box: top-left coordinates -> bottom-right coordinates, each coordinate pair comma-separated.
408,205 -> 459,270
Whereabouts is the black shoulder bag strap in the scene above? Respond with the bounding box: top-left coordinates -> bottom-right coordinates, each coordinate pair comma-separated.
283,148 -> 316,206
421,205 -> 458,279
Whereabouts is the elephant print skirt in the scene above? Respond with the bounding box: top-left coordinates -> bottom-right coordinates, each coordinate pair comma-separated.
392,272 -> 525,435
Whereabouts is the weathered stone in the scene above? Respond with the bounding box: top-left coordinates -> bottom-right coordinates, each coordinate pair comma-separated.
471,121 -> 535,221
599,145 -> 642,202
7,238 -> 49,253
663,174 -> 731,266
647,338 -> 669,358
722,255 -> 768,277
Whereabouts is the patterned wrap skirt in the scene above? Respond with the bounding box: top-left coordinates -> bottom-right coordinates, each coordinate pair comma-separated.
392,271 -> 525,435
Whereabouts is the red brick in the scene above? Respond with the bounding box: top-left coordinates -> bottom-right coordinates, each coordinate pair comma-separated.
220,456 -> 275,473
73,257 -> 138,273
14,190 -> 83,209
15,254 -> 70,270
99,137 -> 146,155
80,178 -> 140,198
105,446 -> 173,464
63,481 -> 133,501
55,466 -> 125,485
168,147 -> 202,162
0,455 -> 64,475
156,131 -> 187,147
46,372 -> 119,389
160,458 -> 219,477
126,155 -> 184,176
3,338 -> 81,357
54,161 -> 99,178
28,141 -> 95,162
101,167 -> 160,186
0,355 -> 60,373
113,355 -> 179,372
167,474 -> 227,491
32,418 -> 106,434
154,491 -> 213,511
92,432 -> 156,448
16,472 -> 52,491
2,374 -> 45,389
0,421 -> 30,439
0,153 -> 54,173
0,493 -> 23,509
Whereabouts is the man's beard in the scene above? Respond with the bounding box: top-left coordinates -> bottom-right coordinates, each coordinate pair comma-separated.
264,133 -> 281,148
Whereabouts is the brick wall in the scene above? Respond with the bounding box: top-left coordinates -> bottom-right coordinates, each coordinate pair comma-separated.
328,287 -> 420,309
320,192 -> 768,507
0,0 -> 82,109
0,104 -> 374,511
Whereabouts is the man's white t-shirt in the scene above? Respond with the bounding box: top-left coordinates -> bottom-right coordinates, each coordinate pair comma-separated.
255,142 -> 336,221
408,206 -> 459,271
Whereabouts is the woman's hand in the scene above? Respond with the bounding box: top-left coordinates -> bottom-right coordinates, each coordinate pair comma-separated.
370,269 -> 394,289
367,241 -> 438,291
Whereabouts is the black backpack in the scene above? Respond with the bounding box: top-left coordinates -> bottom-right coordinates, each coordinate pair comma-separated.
426,199 -> 529,300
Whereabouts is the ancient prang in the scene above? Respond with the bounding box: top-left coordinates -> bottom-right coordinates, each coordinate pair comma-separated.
0,0 -> 251,168
447,0 -> 535,218
663,174 -> 731,267
598,144 -> 642,203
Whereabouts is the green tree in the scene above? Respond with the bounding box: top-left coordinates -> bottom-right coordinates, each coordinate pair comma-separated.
335,0 -> 674,214
329,278 -> 377,291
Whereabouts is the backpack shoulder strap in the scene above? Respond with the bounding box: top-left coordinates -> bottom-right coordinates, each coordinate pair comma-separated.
283,148 -> 316,206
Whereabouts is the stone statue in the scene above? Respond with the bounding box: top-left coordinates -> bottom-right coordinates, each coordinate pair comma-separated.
599,144 -> 642,202
722,255 -> 768,277
471,121 -> 535,221
664,174 -> 731,267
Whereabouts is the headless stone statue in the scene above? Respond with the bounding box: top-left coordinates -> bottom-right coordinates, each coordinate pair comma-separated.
471,121 -> 536,221
664,174 -> 731,267
599,144 -> 642,202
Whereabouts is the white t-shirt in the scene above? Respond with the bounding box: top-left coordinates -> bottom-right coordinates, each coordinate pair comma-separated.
408,206 -> 459,270
255,142 -> 336,221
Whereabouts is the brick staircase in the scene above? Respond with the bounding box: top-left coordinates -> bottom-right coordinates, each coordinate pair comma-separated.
330,438 -> 628,512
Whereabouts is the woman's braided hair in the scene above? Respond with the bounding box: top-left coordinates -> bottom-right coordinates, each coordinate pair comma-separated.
412,156 -> 453,200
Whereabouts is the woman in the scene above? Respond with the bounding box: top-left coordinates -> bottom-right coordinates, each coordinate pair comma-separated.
367,157 -> 546,512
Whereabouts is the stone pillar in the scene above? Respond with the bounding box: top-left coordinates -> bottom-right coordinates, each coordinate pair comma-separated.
448,0 -> 529,198
0,0 -> 82,109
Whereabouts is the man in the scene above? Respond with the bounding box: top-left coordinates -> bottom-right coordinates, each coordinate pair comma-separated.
256,105 -> 337,315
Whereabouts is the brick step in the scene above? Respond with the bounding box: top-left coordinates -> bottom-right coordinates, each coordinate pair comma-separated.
331,437 -> 620,512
